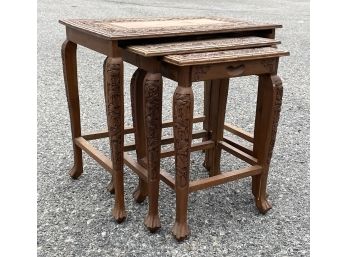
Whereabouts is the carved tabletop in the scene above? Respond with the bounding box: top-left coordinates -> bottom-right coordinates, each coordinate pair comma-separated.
127,36 -> 280,57
163,47 -> 290,66
59,17 -> 281,40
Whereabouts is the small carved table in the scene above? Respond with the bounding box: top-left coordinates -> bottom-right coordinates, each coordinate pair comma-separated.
59,17 -> 284,239
125,42 -> 288,240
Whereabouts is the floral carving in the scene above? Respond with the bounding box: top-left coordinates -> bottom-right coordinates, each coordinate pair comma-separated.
103,57 -> 126,222
104,59 -> 124,169
173,90 -> 193,188
144,74 -> 163,181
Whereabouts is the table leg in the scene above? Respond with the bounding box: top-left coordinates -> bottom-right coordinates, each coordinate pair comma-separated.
103,57 -> 126,223
203,79 -> 229,176
143,72 -> 163,232
61,40 -> 83,179
252,74 -> 283,214
202,81 -> 212,173
172,78 -> 194,241
130,68 -> 148,203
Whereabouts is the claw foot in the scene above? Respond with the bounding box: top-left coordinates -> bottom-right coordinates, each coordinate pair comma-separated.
255,197 -> 272,214
144,214 -> 161,233
112,208 -> 126,223
133,185 -> 147,203
69,164 -> 83,179
172,221 -> 190,241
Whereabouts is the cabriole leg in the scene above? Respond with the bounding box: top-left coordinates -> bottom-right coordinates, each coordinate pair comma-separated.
172,80 -> 194,241
252,74 -> 283,214
103,57 -> 126,223
130,68 -> 148,203
61,40 -> 83,179
143,72 -> 163,232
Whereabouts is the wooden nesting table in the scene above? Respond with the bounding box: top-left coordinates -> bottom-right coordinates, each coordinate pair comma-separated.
59,17 -> 287,240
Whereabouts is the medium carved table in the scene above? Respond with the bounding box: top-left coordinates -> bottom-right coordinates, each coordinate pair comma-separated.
59,17 -> 284,238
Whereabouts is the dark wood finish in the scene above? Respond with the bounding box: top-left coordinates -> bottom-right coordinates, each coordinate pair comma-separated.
127,36 -> 280,57
143,72 -> 163,232
61,40 -> 83,179
130,68 -> 148,203
252,75 -> 283,214
103,57 -> 126,223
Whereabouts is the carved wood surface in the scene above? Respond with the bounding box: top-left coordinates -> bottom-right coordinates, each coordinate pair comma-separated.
144,74 -> 163,181
267,75 -> 283,165
173,90 -> 193,188
127,36 -> 280,56
143,73 -> 163,231
103,57 -> 126,222
59,17 -> 281,40
164,47 -> 289,66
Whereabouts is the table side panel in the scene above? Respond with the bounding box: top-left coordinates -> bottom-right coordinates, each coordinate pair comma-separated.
190,58 -> 280,81
66,28 -> 119,57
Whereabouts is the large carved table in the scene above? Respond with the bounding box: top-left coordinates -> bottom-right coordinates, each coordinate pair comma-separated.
59,17 -> 283,239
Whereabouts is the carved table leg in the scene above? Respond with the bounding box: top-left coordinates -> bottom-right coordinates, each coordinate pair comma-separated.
252,74 -> 283,214
202,80 -> 212,173
103,57 -> 126,223
61,40 -> 83,179
172,74 -> 194,241
143,72 -> 163,232
131,68 -> 149,203
203,79 -> 229,176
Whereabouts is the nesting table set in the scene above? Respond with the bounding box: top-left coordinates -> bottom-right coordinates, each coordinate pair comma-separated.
60,17 -> 289,240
